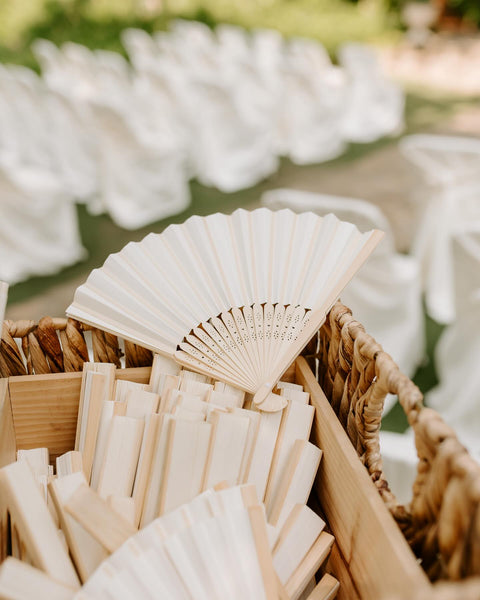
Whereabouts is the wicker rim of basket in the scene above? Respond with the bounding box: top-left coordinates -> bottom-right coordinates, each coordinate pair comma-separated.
0,317 -> 152,377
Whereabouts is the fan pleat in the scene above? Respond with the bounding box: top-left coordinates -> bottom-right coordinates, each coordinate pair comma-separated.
148,231 -> 223,321
102,254 -> 190,334
231,209 -> 256,305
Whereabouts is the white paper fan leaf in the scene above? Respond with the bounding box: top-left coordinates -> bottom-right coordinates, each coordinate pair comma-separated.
67,208 -> 383,410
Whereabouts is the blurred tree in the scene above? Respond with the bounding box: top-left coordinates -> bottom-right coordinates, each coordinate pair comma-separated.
444,0 -> 480,25
385,0 -> 480,25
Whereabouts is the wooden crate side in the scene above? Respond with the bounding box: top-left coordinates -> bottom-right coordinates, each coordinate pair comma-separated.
0,380 -> 16,468
325,542 -> 360,600
280,361 -> 297,384
8,372 -> 83,463
8,367 -> 152,463
295,357 -> 431,600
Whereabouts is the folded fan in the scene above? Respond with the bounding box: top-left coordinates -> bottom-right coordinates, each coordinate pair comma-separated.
67,208 -> 382,410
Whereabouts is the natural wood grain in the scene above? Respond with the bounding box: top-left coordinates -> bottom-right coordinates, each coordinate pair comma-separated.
9,372 -> 82,463
295,357 -> 431,600
268,439 -> 321,528
7,367 -> 151,463
0,557 -> 75,600
77,372 -> 107,482
56,450 -> 83,478
307,573 -> 339,600
64,483 -> 136,554
248,504 -> 279,600
0,379 -> 15,467
285,532 -> 334,600
0,461 -> 80,589
49,473 -> 108,583
325,542 -> 360,600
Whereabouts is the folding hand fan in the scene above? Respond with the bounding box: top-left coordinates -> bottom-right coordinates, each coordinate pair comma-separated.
78,486 -> 277,600
67,208 -> 382,410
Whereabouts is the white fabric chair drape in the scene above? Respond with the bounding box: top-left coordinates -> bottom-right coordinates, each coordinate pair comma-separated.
87,101 -> 190,230
379,429 -> 417,505
0,159 -> 85,284
338,42 -> 404,143
425,227 -> 480,456
399,134 -> 480,324
43,89 -> 99,205
278,39 -> 347,165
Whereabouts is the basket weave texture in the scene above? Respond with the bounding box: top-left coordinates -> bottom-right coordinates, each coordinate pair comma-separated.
0,317 -> 152,376
313,303 -> 480,599
2,302 -> 480,598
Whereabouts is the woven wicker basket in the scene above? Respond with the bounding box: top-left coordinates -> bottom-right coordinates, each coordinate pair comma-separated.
1,302 -> 480,599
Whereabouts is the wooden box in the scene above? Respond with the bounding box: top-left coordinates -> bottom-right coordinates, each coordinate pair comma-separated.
0,358 -> 431,600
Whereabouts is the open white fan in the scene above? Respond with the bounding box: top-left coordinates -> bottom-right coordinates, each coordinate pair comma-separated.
67,208 -> 382,410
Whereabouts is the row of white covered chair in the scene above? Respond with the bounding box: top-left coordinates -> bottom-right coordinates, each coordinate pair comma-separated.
0,55 -> 191,284
31,22 -> 404,191
0,23 -> 404,284
0,58 -> 191,229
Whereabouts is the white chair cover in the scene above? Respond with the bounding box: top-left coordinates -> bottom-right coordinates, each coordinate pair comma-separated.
261,188 -> 425,393
215,24 -> 252,65
87,101 -> 190,230
426,292 -> 480,455
280,39 -> 347,164
121,28 -> 162,74
338,42 -> 404,143
93,50 -> 133,109
0,159 -> 85,284
43,89 -> 99,204
426,227 -> 480,456
169,19 -> 217,49
0,66 -> 52,171
60,42 -> 99,101
188,80 -> 278,192
0,68 -> 30,163
379,429 -> 417,505
378,227 -> 480,506
31,39 -> 68,93
399,135 -> 480,324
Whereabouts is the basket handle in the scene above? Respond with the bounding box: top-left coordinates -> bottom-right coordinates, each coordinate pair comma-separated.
316,302 -> 480,581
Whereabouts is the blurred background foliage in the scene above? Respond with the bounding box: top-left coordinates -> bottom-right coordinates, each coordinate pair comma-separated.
0,0 -> 398,69
1,0 -> 478,71
1,0 -> 478,73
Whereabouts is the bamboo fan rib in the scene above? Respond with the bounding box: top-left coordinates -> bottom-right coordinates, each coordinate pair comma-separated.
67,208 -> 383,410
